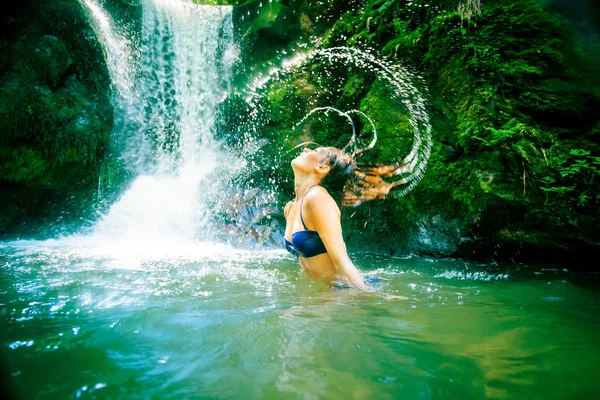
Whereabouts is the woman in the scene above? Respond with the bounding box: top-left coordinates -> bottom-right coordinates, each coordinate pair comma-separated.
283,145 -> 410,289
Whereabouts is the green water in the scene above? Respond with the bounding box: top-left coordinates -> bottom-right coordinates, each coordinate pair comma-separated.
1,240 -> 599,399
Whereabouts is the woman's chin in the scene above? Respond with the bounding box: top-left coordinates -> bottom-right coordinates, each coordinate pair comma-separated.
291,158 -> 310,173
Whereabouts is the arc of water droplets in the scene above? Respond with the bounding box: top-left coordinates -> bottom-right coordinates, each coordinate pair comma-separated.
318,47 -> 432,197
345,109 -> 377,156
295,107 -> 356,144
246,46 -> 432,198
294,107 -> 377,157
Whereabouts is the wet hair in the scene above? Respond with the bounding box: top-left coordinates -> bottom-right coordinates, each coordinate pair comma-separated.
318,147 -> 411,207
318,147 -> 355,203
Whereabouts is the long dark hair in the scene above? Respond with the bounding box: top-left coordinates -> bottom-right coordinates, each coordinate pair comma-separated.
318,147 -> 411,207
318,147 -> 355,204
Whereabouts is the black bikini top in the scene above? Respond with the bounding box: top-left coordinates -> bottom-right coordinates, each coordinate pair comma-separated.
284,186 -> 327,258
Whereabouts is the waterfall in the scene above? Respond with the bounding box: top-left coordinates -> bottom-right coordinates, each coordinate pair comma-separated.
138,0 -> 235,173
80,0 -> 147,172
82,0 -> 239,248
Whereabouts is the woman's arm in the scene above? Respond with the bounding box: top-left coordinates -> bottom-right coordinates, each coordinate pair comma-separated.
284,201 -> 293,219
305,189 -> 366,289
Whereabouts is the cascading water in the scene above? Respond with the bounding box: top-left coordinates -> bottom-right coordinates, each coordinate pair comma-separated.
80,0 -> 430,253
80,0 -> 146,173
81,0 -> 239,251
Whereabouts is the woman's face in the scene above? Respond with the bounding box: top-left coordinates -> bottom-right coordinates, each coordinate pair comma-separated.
291,146 -> 330,173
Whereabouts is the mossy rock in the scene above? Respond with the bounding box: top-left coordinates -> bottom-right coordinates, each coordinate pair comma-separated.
0,0 -> 112,237
31,35 -> 72,89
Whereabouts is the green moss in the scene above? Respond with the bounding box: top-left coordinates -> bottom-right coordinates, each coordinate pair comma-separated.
251,1 -> 284,31
0,0 -> 112,235
240,0 -> 599,261
358,80 -> 413,163
0,148 -> 49,183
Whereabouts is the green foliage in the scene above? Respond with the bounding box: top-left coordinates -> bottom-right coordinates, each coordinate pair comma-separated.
358,80 -> 413,164
561,149 -> 600,180
241,0 -> 600,257
541,148 -> 600,206
540,176 -> 575,205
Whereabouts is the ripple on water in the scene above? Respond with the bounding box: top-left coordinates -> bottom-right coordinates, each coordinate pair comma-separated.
2,241 -> 600,399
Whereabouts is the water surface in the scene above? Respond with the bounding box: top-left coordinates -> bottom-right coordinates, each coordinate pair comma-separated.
1,240 -> 599,399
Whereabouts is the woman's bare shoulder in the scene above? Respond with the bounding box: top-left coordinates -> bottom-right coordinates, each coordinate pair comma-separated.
306,185 -> 332,200
305,186 -> 338,212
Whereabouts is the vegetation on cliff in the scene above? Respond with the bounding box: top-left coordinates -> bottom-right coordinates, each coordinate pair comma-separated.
228,0 -> 600,264
0,0 -> 598,265
0,0 -> 113,236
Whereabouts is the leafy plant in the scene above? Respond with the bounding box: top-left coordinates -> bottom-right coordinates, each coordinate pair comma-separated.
557,149 -> 599,184
540,175 -> 575,205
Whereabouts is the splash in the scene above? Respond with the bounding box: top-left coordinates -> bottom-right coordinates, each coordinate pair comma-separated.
244,46 -> 432,198
80,0 -> 240,250
294,107 -> 378,156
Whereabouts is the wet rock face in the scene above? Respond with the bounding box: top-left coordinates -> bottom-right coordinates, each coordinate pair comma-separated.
33,35 -> 72,88
214,187 -> 283,247
409,215 -> 464,257
0,0 -> 113,238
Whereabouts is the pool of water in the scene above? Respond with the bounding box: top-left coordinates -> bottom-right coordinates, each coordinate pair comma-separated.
1,239 -> 599,399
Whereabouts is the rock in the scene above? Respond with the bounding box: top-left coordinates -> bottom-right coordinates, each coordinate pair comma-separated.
407,214 -> 464,257
32,35 -> 72,88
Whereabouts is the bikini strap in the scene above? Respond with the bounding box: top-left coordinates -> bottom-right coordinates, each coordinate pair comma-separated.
299,185 -> 318,230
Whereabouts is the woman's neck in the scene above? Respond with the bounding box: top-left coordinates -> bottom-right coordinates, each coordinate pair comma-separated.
294,175 -> 320,201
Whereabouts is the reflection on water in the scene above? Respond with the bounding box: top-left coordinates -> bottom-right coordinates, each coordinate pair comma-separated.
1,241 -> 599,399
